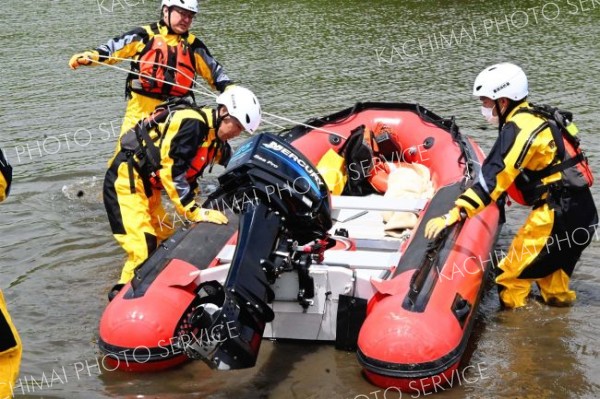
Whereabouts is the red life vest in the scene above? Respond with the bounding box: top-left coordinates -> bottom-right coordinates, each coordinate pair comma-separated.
128,24 -> 196,99
368,158 -> 395,193
150,139 -> 219,190
507,105 -> 593,206
363,123 -> 406,193
506,183 -> 527,206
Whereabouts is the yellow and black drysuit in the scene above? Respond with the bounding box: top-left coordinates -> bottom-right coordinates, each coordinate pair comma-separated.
87,20 -> 233,152
0,149 -> 11,202
1,149 -> 21,398
103,103 -> 230,285
0,291 -> 21,399
449,102 -> 597,308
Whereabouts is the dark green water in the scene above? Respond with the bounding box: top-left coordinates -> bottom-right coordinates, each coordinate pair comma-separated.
1,0 -> 599,398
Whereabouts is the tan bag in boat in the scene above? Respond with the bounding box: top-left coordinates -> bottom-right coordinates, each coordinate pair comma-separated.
382,163 -> 433,236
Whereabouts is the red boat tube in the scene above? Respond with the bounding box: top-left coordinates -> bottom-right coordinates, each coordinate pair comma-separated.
283,102 -> 500,391
97,102 -> 500,388
98,222 -> 239,371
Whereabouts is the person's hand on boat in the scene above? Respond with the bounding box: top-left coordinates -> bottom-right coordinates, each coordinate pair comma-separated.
69,51 -> 99,70
424,207 -> 463,239
188,207 -> 229,225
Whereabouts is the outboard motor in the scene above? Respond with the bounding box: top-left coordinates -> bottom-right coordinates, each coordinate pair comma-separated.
179,133 -> 332,370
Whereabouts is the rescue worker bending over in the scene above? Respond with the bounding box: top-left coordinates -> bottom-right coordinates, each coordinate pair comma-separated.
425,63 -> 598,309
103,86 -> 261,299
1,148 -> 21,397
69,0 -> 233,154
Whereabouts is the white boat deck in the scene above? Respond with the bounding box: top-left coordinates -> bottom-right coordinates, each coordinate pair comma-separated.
330,195 -> 427,213
214,195 -> 426,269
329,194 -> 424,243
208,194 -> 430,341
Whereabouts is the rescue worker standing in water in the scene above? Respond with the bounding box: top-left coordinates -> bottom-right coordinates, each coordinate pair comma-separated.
103,86 -> 261,300
425,63 -> 598,309
1,148 -> 21,397
69,0 -> 233,149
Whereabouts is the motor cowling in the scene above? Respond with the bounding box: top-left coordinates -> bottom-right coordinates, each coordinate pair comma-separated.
204,133 -> 333,244
181,134 -> 333,370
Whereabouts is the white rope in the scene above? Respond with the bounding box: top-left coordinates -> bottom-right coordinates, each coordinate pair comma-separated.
82,56 -> 348,139
260,117 -> 287,130
87,56 -> 216,99
261,110 -> 345,138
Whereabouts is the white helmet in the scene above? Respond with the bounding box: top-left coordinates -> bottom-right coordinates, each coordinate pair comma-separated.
216,86 -> 262,134
472,63 -> 528,101
161,0 -> 198,13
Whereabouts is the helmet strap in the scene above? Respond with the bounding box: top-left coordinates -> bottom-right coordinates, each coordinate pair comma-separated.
495,99 -> 513,131
496,98 -> 522,131
162,7 -> 177,34
215,107 -> 226,141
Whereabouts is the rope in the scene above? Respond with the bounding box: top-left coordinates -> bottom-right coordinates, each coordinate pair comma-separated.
81,55 -> 348,139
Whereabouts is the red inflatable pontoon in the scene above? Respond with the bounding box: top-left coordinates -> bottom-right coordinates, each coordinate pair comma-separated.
98,103 -> 501,392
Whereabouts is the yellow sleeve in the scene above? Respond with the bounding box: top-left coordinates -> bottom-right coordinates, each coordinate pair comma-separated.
454,188 -> 486,218
0,149 -> 12,202
94,26 -> 150,64
0,172 -> 7,202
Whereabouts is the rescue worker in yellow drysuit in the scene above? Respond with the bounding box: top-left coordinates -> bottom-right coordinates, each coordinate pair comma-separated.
425,63 -> 598,308
69,0 -> 233,158
103,86 -> 261,299
0,148 -> 21,398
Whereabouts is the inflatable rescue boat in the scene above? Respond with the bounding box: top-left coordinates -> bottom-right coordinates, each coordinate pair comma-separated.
98,103 -> 501,391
